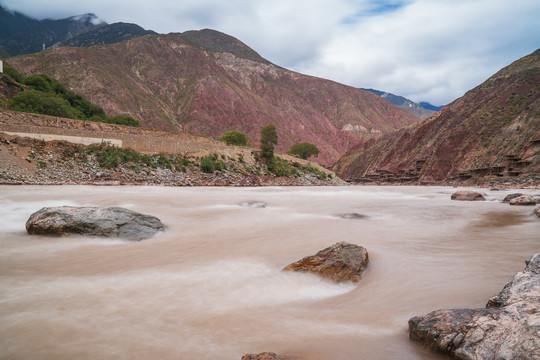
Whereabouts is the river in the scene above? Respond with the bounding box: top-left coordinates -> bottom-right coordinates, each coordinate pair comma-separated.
0,185 -> 539,360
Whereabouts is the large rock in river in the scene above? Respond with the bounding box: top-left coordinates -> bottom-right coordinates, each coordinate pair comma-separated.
451,190 -> 486,201
283,242 -> 369,283
409,254 -> 540,360
26,206 -> 166,241
509,194 -> 537,206
502,193 -> 523,203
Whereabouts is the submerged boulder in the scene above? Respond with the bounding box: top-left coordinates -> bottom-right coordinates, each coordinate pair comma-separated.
240,201 -> 267,208
26,206 -> 166,241
283,242 -> 369,283
336,213 -> 368,219
409,254 -> 540,360
451,190 -> 486,201
509,194 -> 537,206
241,353 -> 290,360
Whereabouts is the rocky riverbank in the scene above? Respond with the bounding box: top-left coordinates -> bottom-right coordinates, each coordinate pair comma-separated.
409,254 -> 540,359
0,133 -> 345,186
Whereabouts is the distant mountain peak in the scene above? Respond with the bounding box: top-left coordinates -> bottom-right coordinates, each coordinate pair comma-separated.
181,28 -> 271,64
361,88 -> 443,119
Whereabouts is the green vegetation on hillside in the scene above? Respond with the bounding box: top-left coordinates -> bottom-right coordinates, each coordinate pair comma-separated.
287,142 -> 320,159
220,131 -> 248,146
1,66 -> 139,127
260,123 -> 277,164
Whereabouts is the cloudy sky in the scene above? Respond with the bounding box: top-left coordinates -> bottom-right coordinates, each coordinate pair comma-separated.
2,0 -> 539,105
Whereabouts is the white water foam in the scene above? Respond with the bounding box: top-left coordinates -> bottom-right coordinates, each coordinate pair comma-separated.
0,200 -> 80,234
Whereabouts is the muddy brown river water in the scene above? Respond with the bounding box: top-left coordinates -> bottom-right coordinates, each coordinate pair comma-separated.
1,185 -> 539,359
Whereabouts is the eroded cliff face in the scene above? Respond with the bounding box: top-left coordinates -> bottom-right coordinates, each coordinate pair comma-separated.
333,49 -> 540,182
8,30 -> 419,166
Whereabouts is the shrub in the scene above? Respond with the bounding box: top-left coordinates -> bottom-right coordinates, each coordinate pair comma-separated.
220,131 -> 248,146
306,165 -> 328,180
8,90 -> 83,119
3,65 -> 24,83
62,89 -> 106,119
287,142 -> 320,160
200,156 -> 215,173
267,157 -> 297,177
215,160 -> 226,171
23,74 -> 58,93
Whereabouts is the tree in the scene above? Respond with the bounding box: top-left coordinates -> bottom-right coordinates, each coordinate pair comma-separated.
287,142 -> 320,160
260,123 -> 277,163
220,131 -> 248,146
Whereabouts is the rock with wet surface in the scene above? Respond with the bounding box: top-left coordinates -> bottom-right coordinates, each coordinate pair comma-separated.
283,242 -> 369,283
240,201 -> 267,208
502,193 -> 523,202
533,207 -> 540,218
451,190 -> 486,201
509,194 -> 537,206
241,352 -> 291,360
336,213 -> 368,219
408,254 -> 540,360
26,206 -> 166,241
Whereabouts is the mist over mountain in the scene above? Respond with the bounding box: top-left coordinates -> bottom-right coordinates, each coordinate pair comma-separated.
0,5 -> 153,57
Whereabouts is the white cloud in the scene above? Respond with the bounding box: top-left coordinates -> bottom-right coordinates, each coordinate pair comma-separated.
2,0 -> 539,105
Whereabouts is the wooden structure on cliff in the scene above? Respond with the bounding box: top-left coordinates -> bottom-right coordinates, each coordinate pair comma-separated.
354,160 -> 426,184
352,136 -> 540,184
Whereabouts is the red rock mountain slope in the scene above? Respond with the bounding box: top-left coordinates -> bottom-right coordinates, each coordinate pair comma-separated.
8,29 -> 419,166
333,49 -> 540,183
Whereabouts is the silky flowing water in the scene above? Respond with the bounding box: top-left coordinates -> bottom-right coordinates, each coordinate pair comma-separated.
1,185 -> 539,360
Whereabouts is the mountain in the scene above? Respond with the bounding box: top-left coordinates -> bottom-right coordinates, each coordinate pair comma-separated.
0,5 -> 39,39
7,30 -> 420,166
0,5 -> 153,57
334,49 -> 540,183
58,22 -> 155,48
361,88 -> 443,119
418,101 -> 444,112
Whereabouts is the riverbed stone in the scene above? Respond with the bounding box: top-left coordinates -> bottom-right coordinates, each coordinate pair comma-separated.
283,242 -> 369,283
502,193 -> 523,202
409,253 -> 540,360
241,352 -> 290,360
26,206 -> 166,241
450,190 -> 486,201
240,201 -> 267,208
336,213 -> 368,219
509,194 -> 536,206
533,207 -> 540,218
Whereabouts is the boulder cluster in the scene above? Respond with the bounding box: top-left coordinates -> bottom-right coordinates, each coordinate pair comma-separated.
451,190 -> 540,218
